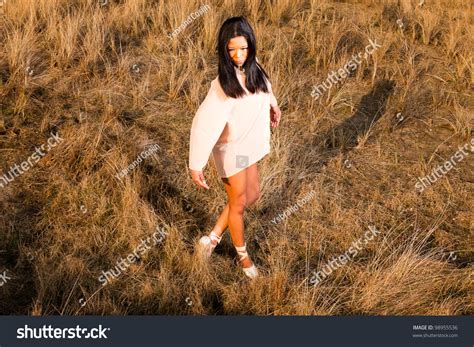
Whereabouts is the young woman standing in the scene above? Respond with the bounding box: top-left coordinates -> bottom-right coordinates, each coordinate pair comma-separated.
189,16 -> 281,279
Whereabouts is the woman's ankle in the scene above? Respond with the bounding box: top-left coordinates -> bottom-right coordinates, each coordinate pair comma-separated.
209,229 -> 224,246
235,243 -> 253,268
211,228 -> 225,239
240,256 -> 253,268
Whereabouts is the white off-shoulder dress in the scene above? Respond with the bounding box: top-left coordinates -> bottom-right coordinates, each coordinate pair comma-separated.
189,64 -> 278,178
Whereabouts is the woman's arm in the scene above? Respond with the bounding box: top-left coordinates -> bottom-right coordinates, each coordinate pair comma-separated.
256,57 -> 278,107
265,77 -> 281,128
189,79 -> 234,182
267,79 -> 278,108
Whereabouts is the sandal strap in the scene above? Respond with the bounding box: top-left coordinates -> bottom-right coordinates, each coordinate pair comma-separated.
209,231 -> 222,243
235,243 -> 248,262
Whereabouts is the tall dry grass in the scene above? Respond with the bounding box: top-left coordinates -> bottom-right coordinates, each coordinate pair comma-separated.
0,0 -> 472,315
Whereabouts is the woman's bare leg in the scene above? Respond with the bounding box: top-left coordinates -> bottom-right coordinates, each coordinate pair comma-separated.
245,163 -> 261,205
210,163 -> 260,245
210,203 -> 230,237
220,167 -> 255,268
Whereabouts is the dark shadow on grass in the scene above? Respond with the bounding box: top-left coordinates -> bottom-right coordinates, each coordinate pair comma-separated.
319,79 -> 396,153
139,162 -> 211,241
0,191 -> 41,314
265,79 -> 396,232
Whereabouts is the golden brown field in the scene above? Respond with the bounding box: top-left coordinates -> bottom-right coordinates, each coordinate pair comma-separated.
0,0 -> 472,315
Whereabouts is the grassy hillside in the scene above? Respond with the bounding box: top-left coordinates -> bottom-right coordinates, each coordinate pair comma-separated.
0,0 -> 472,315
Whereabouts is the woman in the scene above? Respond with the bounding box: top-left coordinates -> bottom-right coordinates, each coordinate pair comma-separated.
188,16 -> 281,279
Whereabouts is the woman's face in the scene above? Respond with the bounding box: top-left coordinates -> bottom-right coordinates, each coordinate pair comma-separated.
227,36 -> 248,67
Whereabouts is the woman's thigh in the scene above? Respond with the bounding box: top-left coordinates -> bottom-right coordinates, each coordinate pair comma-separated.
221,168 -> 247,206
245,162 -> 260,199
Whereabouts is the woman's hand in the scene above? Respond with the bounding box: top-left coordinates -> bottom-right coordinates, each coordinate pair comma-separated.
270,104 -> 281,128
190,169 -> 209,189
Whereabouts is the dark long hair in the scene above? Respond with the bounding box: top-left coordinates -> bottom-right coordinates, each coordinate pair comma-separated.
217,16 -> 270,98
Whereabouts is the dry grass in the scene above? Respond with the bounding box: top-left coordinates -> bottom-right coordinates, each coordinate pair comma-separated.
0,0 -> 472,315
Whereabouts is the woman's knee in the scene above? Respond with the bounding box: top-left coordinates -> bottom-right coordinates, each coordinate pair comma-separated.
246,189 -> 260,206
229,193 -> 247,213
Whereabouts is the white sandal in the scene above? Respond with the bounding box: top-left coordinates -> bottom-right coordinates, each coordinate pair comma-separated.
198,230 -> 222,258
235,243 -> 259,279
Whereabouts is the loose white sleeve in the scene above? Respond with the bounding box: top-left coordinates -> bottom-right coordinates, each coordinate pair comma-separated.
267,79 -> 278,107
256,57 -> 278,107
189,79 -> 234,172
